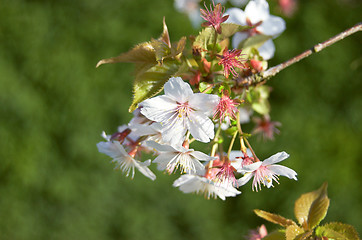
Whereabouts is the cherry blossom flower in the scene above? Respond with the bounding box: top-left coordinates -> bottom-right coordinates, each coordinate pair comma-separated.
200,2 -> 229,34
215,160 -> 238,186
147,141 -> 215,174
252,115 -> 281,140
218,48 -> 246,78
246,224 -> 268,240
140,77 -> 219,144
173,174 -> 241,200
237,151 -> 297,191
97,139 -> 156,181
225,0 -> 286,60
214,93 -> 240,122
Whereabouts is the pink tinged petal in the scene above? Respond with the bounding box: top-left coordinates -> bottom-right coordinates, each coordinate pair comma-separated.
189,93 -> 220,115
232,32 -> 249,49
225,8 -> 246,25
262,151 -> 289,165
237,172 -> 254,186
134,160 -> 156,181
245,0 -> 270,23
188,112 -> 215,143
258,39 -> 275,60
164,77 -> 193,102
258,15 -> 286,37
267,165 -> 298,180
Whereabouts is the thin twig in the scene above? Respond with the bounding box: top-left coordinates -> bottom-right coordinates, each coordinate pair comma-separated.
238,22 -> 362,87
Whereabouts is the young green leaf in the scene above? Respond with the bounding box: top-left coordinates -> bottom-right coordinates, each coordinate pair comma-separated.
285,225 -> 305,240
160,17 -> 171,48
193,23 -> 251,50
129,60 -> 181,112
294,182 -> 328,229
96,42 -> 156,68
315,222 -> 360,240
262,230 -> 286,240
254,209 -> 296,227
307,184 -> 330,229
238,34 -> 272,58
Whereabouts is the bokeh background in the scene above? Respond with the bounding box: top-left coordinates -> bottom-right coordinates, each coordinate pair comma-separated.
0,0 -> 361,239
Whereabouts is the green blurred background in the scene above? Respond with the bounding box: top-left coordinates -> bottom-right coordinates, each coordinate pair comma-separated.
0,0 -> 361,239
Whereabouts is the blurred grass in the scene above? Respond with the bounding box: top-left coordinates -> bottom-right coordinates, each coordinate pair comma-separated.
0,0 -> 361,239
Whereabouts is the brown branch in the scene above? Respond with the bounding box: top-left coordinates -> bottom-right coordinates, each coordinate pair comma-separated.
237,22 -> 362,87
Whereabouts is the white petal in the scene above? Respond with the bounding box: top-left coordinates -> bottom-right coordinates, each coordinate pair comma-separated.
153,152 -> 178,171
146,140 -> 176,152
258,39 -> 275,60
189,93 -> 220,115
245,0 -> 270,23
173,174 -> 196,187
164,77 -> 193,103
97,141 -> 127,159
188,112 -> 215,143
134,160 -> 156,181
237,173 -> 254,186
263,151 -> 289,165
161,121 -> 187,146
101,131 -> 111,141
242,161 -> 262,172
232,32 -> 249,49
189,151 -> 217,161
258,15 -> 286,37
140,95 -> 177,123
267,165 -> 298,180
129,123 -> 157,136
225,8 -> 246,25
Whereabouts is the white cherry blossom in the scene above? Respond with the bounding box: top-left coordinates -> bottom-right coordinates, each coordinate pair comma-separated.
140,77 -> 220,144
237,151 -> 297,191
147,141 -> 215,174
225,0 -> 286,60
97,140 -> 156,181
173,174 -> 241,200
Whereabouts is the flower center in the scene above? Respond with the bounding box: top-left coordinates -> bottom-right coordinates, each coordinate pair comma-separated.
176,101 -> 191,118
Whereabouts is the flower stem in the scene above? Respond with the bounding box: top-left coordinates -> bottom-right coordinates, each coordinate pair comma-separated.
243,137 -> 258,161
227,130 -> 238,158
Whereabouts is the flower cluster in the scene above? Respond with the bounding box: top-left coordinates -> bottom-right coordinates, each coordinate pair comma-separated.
96,1 -> 296,200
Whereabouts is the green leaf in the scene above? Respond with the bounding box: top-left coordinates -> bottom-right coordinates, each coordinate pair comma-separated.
285,225 -> 305,240
170,36 -> 186,58
307,186 -> 330,229
193,23 -> 251,50
96,42 -> 156,67
294,182 -> 329,229
254,209 -> 296,227
151,38 -> 171,64
263,230 -> 286,240
199,82 -> 213,93
316,222 -> 360,240
218,23 -> 251,41
238,34 -> 272,58
129,60 -> 181,112
252,101 -> 270,115
193,27 -> 214,50
225,126 -> 238,136
159,17 -> 171,48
